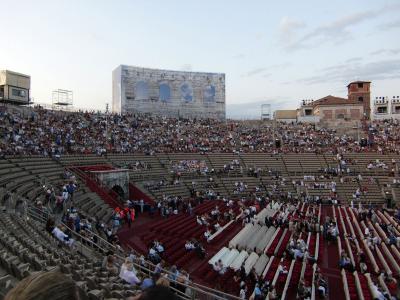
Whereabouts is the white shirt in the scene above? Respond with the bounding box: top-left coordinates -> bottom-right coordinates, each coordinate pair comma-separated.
121,269 -> 141,285
331,226 -> 338,237
213,264 -> 222,272
52,227 -> 67,241
62,191 -> 69,200
185,243 -> 194,250
293,248 -> 304,259
364,227 -> 370,236
371,284 -> 385,300
52,227 -> 74,246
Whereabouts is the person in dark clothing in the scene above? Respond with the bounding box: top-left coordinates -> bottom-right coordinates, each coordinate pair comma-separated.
45,218 -> 55,233
195,242 -> 206,259
240,263 -> 246,282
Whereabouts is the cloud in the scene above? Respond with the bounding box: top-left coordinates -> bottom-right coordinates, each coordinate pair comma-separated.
244,62 -> 292,77
278,16 -> 306,47
246,67 -> 268,77
282,3 -> 400,51
345,57 -> 363,63
296,59 -> 400,85
293,11 -> 374,49
370,48 -> 400,56
378,19 -> 400,30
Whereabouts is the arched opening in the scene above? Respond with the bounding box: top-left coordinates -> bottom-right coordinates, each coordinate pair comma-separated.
159,83 -> 171,102
111,185 -> 125,200
180,82 -> 193,102
135,81 -> 149,100
336,113 -> 345,119
204,85 -> 216,102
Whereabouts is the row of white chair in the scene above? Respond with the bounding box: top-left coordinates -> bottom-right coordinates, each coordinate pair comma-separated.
229,223 -> 277,254
209,248 -> 273,276
257,206 -> 279,225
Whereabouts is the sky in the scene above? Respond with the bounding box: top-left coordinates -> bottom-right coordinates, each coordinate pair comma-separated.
1,0 -> 400,118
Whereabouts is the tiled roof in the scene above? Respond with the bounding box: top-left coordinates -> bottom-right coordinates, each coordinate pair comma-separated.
347,81 -> 371,87
312,95 -> 361,107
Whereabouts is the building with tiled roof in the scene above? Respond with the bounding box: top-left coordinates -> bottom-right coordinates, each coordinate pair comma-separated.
296,81 -> 371,123
312,95 -> 359,106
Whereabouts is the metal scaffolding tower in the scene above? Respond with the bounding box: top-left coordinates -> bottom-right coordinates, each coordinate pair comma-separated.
52,89 -> 73,110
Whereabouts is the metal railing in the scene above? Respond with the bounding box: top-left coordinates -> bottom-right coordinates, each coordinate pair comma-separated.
24,205 -> 241,300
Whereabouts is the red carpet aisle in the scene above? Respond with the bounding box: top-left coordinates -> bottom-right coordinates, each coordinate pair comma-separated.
320,205 -> 346,300
117,201 -> 243,283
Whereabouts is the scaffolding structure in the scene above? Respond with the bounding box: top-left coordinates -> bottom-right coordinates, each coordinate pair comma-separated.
52,89 -> 73,110
261,104 -> 272,120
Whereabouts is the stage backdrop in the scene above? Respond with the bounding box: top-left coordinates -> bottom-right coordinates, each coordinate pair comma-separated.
112,65 -> 225,120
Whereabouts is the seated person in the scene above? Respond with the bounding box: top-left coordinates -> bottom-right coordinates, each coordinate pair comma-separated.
315,271 -> 328,298
149,247 -> 161,264
52,225 -> 74,247
213,261 -> 221,273
268,285 -> 278,300
253,283 -> 262,300
297,279 -> 311,299
327,223 -> 338,242
195,242 -> 206,259
277,259 -> 288,274
339,251 -> 352,271
185,240 -> 195,251
217,259 -> 226,275
105,255 -> 119,275
292,247 -> 304,260
204,229 -> 212,241
155,242 -> 164,254
120,257 -> 134,277
120,261 -> 141,285
201,215 -> 209,226
370,281 -> 386,300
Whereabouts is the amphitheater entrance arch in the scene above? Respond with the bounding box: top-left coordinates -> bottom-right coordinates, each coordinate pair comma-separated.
112,185 -> 125,199
91,169 -> 129,201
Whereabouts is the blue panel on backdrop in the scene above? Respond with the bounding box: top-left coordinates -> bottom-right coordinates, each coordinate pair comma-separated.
135,81 -> 149,100
159,83 -> 171,102
180,83 -> 193,102
204,85 -> 216,102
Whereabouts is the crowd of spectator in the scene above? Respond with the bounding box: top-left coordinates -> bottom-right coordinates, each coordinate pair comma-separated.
101,250 -> 192,299
170,159 -> 208,174
1,106 -> 400,157
2,104 -> 400,300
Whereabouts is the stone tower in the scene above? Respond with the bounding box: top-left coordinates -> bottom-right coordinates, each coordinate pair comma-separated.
347,81 -> 371,119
